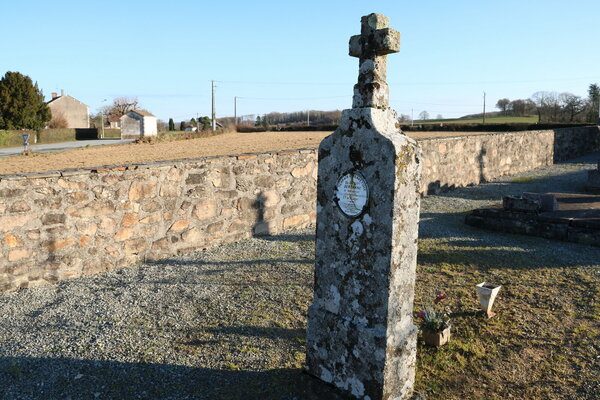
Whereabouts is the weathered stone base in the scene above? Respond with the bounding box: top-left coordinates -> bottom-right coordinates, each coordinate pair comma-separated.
465,193 -> 600,247
586,169 -> 600,193
306,306 -> 417,400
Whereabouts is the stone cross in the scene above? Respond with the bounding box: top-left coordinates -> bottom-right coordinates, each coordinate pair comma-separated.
349,13 -> 400,109
306,13 -> 421,400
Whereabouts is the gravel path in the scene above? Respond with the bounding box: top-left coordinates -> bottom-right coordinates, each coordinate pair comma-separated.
1,152 -> 599,399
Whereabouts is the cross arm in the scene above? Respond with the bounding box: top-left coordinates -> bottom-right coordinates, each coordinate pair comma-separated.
349,28 -> 401,58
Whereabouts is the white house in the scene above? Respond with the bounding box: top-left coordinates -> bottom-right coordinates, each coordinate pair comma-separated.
120,110 -> 158,138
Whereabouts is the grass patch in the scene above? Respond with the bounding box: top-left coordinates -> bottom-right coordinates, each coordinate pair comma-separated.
414,237 -> 598,399
511,176 -> 539,184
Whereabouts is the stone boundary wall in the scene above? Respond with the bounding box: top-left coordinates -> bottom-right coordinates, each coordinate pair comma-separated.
0,150 -> 317,293
1,126 -> 599,293
420,126 -> 600,194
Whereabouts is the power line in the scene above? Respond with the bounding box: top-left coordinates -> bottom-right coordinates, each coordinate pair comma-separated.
216,75 -> 600,87
236,95 -> 349,101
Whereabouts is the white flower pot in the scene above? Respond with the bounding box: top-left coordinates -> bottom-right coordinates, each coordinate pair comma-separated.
476,282 -> 501,318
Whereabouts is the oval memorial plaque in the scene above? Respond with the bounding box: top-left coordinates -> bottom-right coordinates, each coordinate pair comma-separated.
335,172 -> 369,217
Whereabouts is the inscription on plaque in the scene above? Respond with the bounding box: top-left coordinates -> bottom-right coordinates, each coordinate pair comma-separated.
335,172 -> 369,217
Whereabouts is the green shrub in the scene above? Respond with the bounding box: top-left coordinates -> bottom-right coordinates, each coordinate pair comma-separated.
36,129 -> 77,143
101,129 -> 121,139
0,130 -> 34,147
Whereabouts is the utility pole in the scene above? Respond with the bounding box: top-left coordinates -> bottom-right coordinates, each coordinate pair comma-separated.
100,98 -> 107,139
234,96 -> 237,127
307,110 -> 310,126
211,80 -> 216,131
100,113 -> 105,139
482,91 -> 486,125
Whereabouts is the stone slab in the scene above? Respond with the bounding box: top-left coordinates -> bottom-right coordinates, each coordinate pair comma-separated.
466,192 -> 600,247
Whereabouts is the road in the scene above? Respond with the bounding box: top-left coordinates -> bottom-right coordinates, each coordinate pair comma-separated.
0,139 -> 135,157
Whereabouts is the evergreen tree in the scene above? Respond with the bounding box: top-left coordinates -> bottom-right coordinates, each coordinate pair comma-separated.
180,121 -> 187,131
199,116 -> 211,130
255,115 -> 261,126
168,118 -> 175,131
0,71 -> 51,130
262,114 -> 270,130
588,83 -> 600,122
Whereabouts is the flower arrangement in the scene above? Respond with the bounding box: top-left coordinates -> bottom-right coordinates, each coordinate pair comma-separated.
417,293 -> 450,333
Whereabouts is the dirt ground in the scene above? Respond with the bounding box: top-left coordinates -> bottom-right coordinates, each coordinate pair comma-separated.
0,130 -> 495,175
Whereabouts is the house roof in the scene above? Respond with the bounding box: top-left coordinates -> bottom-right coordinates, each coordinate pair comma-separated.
46,94 -> 88,108
130,109 -> 156,117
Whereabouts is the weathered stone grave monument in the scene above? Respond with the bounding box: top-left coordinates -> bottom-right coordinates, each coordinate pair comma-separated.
306,13 -> 422,400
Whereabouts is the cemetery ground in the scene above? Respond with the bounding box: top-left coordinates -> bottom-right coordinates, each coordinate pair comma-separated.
0,153 -> 598,399
0,130 -> 498,175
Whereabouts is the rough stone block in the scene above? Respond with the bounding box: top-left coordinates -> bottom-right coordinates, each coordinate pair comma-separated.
206,221 -> 225,234
255,175 -> 275,187
9,201 -> 31,213
194,199 -> 218,220
0,214 -> 35,232
283,214 -> 311,229
181,228 -> 202,243
104,245 -> 121,258
41,238 -> 75,252
291,162 -> 313,178
42,213 -> 67,225
114,228 -> 133,242
124,238 -> 147,255
160,182 -> 181,197
503,196 -> 541,213
69,201 -> 115,218
169,220 -> 190,232
121,213 -> 139,227
128,181 -> 157,200
8,249 -> 31,262
4,233 -> 23,248
0,188 -> 25,198
68,191 -> 89,203
139,212 -> 162,225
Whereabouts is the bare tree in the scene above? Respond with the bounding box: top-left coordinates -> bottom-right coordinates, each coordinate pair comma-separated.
418,110 -> 429,120
398,114 -> 411,122
559,93 -> 585,121
47,111 -> 68,128
436,114 -> 443,120
531,91 -> 560,122
107,97 -> 140,119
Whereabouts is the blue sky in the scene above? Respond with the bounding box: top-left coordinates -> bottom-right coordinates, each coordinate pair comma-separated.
1,0 -> 599,121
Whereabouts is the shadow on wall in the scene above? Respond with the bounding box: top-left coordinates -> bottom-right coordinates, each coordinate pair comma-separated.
427,146 -> 488,195
553,126 -> 600,162
0,356 -> 347,399
477,146 -> 486,185
425,150 -> 595,197
253,191 -> 267,236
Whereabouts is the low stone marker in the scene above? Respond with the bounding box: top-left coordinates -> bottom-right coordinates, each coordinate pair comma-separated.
306,13 -> 422,400
503,193 -> 557,213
